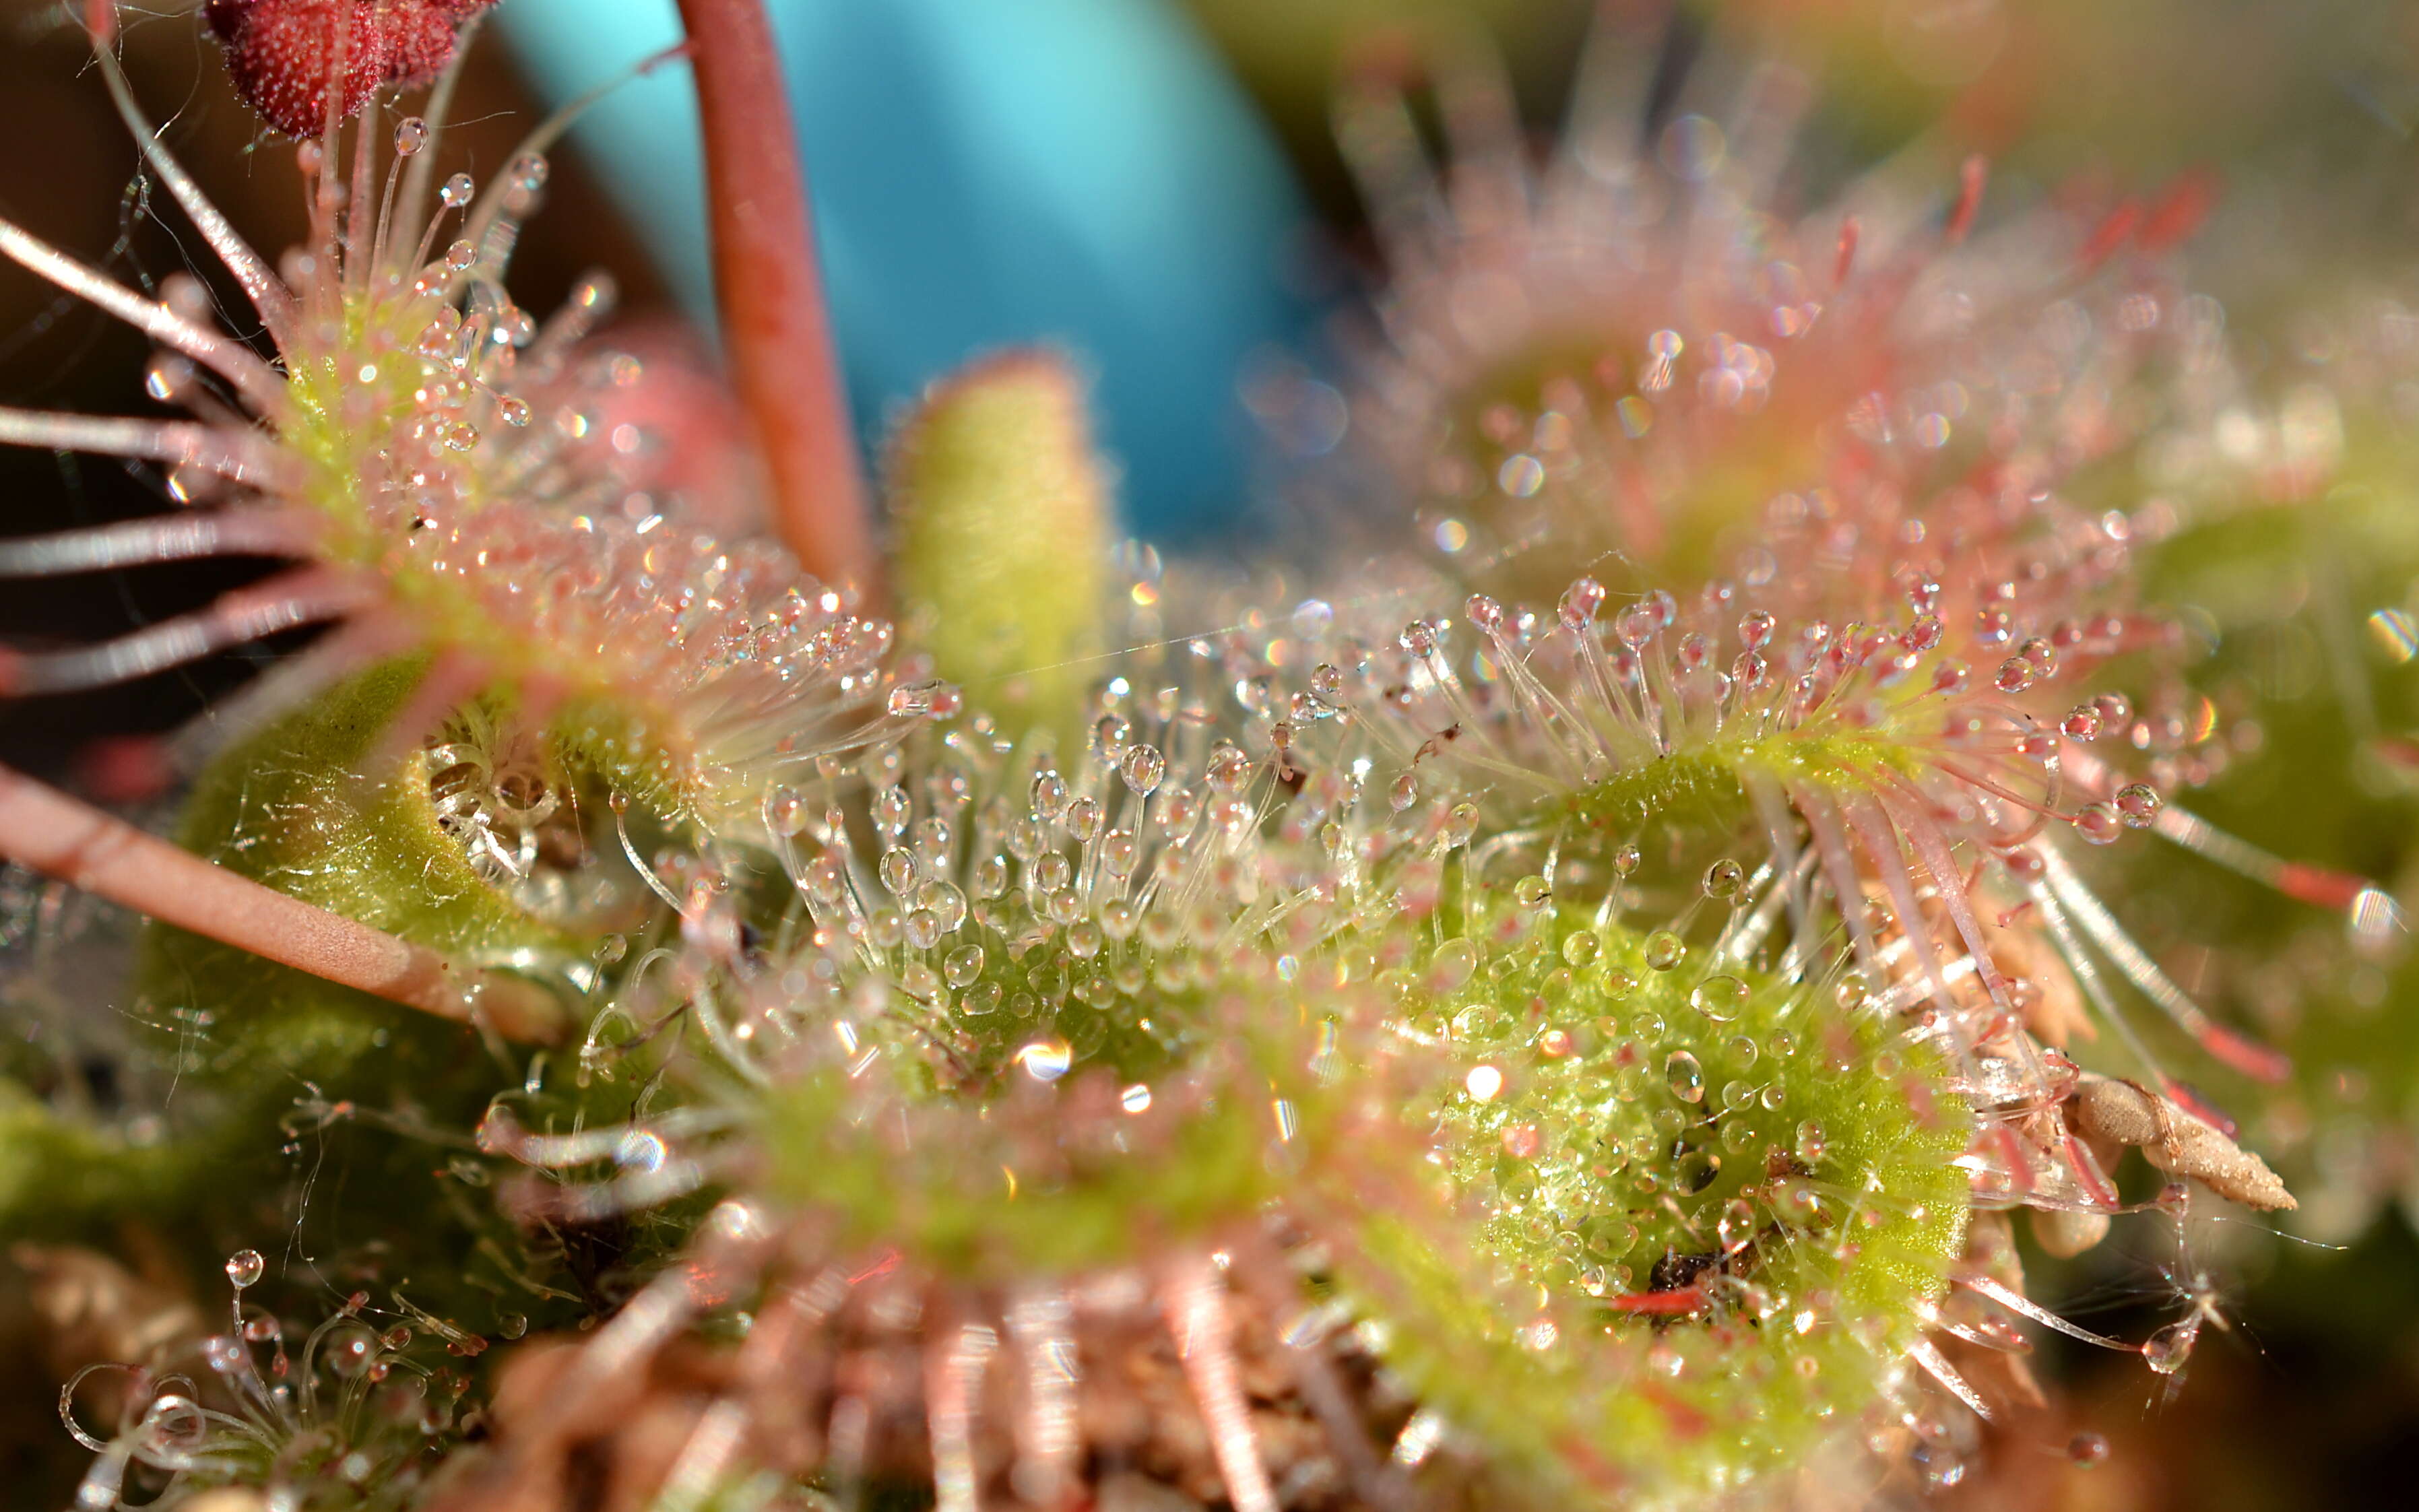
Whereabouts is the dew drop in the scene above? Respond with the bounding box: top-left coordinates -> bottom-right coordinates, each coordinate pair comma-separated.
1119,744 -> 1166,795
1673,1149 -> 1720,1193
1690,975 -> 1747,1022
886,680 -> 955,719
1444,802 -> 1481,848
2114,783 -> 2162,827
1644,931 -> 1686,971
877,848 -> 921,896
2073,803 -> 2124,845
2141,1320 -> 2195,1374
1558,579 -> 1605,630
1665,1050 -> 1706,1103
1204,744 -> 1253,793
944,945 -> 986,987
1014,1037 -> 1073,1082
226,1250 -> 265,1290
1427,938 -> 1479,993
1718,1198 -> 1757,1253
767,789 -> 808,837
1452,1002 -> 1508,1043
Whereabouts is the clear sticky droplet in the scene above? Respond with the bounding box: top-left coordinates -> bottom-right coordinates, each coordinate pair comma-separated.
1119,744 -> 1166,795
959,981 -> 1003,1016
226,1250 -> 265,1290
1718,1198 -> 1757,1253
1702,859 -> 1745,899
2074,803 -> 2124,844
2114,783 -> 2162,827
2141,1319 -> 2195,1375
1691,975 -> 1747,1022
1665,1050 -> 1706,1103
766,789 -> 808,837
1427,938 -> 1479,993
1645,931 -> 1686,971
944,945 -> 985,987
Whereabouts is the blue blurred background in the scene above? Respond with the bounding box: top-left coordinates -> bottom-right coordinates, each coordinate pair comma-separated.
496,0 -> 1311,541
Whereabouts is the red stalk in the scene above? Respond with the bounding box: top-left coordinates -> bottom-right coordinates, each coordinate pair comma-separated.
674,0 -> 874,593
0,764 -> 564,1043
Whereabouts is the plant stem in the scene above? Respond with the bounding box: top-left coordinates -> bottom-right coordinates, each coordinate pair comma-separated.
674,0 -> 875,593
0,764 -> 565,1043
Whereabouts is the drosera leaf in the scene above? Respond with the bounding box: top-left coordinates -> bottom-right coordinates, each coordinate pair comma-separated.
136,658 -> 587,1084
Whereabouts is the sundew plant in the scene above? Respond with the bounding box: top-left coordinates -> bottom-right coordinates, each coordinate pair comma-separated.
0,2 -> 2410,1510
